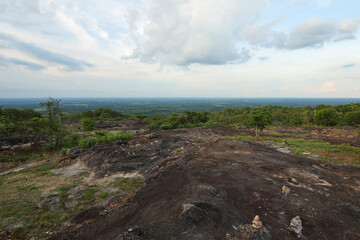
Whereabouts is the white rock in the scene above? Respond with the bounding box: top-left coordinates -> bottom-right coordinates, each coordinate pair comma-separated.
290,216 -> 302,237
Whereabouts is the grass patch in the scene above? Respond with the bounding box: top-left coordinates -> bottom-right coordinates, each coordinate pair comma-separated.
62,131 -> 133,149
286,138 -> 360,165
0,163 -> 84,239
230,135 -> 285,144
0,148 -> 56,165
111,178 -> 145,195
229,135 -> 360,166
98,191 -> 109,199
79,185 -> 99,205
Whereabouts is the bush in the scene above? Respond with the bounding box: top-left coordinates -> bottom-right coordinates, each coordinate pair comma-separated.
82,118 -> 95,131
247,111 -> 272,137
159,122 -> 175,130
344,110 -> 360,127
62,134 -> 81,148
203,120 -> 218,129
147,120 -> 164,130
315,108 -> 338,126
77,131 -> 133,148
94,130 -> 106,137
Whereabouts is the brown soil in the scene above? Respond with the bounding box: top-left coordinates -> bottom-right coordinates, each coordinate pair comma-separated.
48,128 -> 360,240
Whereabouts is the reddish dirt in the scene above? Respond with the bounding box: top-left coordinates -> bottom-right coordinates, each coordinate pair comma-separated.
48,128 -> 360,240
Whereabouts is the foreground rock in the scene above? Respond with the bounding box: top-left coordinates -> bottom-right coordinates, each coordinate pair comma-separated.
226,225 -> 271,240
65,148 -> 82,158
48,129 -> 360,240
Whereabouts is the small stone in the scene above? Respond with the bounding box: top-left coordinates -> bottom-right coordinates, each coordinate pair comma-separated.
115,140 -> 128,145
180,203 -> 195,215
282,185 -> 290,195
290,178 -> 297,184
290,216 -> 302,237
252,215 -> 262,228
0,145 -> 11,151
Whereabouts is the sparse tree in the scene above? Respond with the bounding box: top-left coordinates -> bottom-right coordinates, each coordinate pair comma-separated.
40,98 -> 66,148
248,111 -> 271,137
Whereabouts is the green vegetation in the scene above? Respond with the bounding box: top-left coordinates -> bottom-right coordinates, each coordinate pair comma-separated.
62,131 -> 133,149
286,139 -> 360,165
79,185 -> 99,205
247,111 -> 272,137
230,135 -> 360,166
144,103 -> 360,134
231,135 -> 285,144
82,118 -> 96,131
111,177 -> 145,195
0,149 -> 56,167
147,111 -> 209,130
66,108 -> 128,120
0,163 -> 75,239
0,161 -> 146,239
99,191 -> 109,199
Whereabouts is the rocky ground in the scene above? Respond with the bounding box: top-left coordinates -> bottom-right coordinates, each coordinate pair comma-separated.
45,127 -> 360,240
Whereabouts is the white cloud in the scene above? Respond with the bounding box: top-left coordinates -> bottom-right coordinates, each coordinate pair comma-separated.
244,17 -> 286,46
314,0 -> 332,7
281,84 -> 290,90
319,82 -> 336,92
246,17 -> 360,50
55,11 -> 97,47
286,18 -> 336,49
128,0 -> 270,65
336,19 -> 360,41
293,1 -> 307,6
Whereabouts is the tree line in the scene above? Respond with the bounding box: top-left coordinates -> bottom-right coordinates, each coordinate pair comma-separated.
1,100 -> 360,149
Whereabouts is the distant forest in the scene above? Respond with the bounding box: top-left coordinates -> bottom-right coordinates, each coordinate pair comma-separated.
1,98 -> 360,116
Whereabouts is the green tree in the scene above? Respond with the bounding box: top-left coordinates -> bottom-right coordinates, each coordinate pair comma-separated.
315,108 -> 338,126
248,111 -> 272,137
344,110 -> 360,127
40,98 -> 66,148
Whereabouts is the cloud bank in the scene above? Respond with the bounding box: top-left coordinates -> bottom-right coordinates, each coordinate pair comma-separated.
128,0 -> 270,65
0,33 -> 93,71
244,18 -> 360,50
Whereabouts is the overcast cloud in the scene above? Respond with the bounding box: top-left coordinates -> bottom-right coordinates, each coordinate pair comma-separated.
128,0 -> 270,65
0,0 -> 359,97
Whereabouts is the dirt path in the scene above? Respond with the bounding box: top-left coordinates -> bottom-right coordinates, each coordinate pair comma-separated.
48,128 -> 360,240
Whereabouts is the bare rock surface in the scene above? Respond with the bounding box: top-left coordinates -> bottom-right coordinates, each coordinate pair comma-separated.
47,128 -> 360,240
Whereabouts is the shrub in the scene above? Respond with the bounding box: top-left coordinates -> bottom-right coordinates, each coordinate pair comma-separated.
344,110 -> 360,127
247,111 -> 272,137
82,118 -> 95,131
203,120 -> 218,129
315,108 -> 338,126
77,131 -> 133,148
62,134 -> 81,148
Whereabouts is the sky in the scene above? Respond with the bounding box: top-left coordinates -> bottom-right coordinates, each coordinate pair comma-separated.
0,0 -> 359,98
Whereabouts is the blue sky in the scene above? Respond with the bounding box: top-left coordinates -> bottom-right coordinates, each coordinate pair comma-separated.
0,0 -> 359,98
